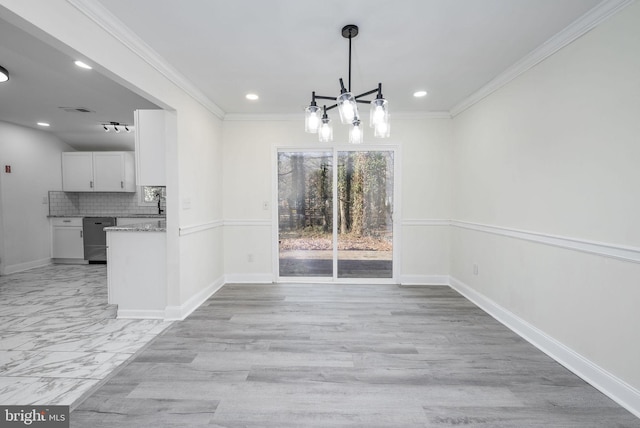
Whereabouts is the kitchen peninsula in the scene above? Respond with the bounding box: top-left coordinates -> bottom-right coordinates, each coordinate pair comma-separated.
105,219 -> 167,319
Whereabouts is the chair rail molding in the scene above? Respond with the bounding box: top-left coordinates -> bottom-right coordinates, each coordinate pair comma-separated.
452,220 -> 640,264
179,220 -> 224,236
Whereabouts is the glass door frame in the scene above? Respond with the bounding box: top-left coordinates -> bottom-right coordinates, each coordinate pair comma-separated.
272,145 -> 401,284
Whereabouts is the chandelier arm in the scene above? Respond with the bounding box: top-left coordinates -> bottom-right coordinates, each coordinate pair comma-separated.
355,99 -> 373,105
354,87 -> 380,99
324,104 -> 339,111
314,95 -> 337,101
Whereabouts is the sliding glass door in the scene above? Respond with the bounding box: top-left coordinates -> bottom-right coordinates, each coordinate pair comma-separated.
277,149 -> 395,281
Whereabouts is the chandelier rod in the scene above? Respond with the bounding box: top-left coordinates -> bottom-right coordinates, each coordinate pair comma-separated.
348,28 -> 352,92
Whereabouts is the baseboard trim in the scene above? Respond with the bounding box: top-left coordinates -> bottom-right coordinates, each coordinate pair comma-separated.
449,275 -> 640,419
164,276 -> 225,320
3,258 -> 52,274
224,273 -> 274,284
117,309 -> 165,319
400,275 -> 449,285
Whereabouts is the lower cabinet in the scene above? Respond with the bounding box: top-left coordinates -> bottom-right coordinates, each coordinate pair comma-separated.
51,218 -> 84,260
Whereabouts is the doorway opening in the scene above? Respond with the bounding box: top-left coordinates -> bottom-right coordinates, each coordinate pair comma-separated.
276,148 -> 396,281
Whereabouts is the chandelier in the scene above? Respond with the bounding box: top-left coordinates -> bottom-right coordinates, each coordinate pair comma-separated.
304,24 -> 389,144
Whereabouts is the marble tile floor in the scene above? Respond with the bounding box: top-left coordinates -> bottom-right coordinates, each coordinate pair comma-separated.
72,283 -> 640,427
0,264 -> 172,406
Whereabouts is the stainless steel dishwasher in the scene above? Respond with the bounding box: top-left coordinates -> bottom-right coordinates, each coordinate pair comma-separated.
82,217 -> 115,262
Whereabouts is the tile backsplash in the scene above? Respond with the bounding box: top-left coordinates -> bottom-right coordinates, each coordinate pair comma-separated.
49,191 -> 165,216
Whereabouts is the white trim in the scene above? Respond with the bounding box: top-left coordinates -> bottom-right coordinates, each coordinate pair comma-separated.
67,0 -> 225,119
450,0 -> 635,116
392,111 -> 452,120
400,275 -> 449,285
224,273 -> 274,284
402,219 -> 450,227
224,113 -> 302,122
4,258 -> 52,274
449,276 -> 640,419
163,276 -> 225,320
224,111 -> 451,122
116,309 -> 166,320
452,220 -> 640,264
224,219 -> 272,227
179,220 -> 224,236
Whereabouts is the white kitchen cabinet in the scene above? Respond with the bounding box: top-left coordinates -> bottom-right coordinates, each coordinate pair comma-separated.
93,152 -> 136,191
134,109 -> 170,186
62,152 -> 135,192
61,152 -> 94,191
51,218 -> 84,260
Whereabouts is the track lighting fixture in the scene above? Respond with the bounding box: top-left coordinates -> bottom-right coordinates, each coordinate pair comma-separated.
305,25 -> 389,143
101,122 -> 132,133
0,65 -> 9,83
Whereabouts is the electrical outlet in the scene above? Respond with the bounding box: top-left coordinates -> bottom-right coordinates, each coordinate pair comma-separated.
473,263 -> 479,275
247,253 -> 254,263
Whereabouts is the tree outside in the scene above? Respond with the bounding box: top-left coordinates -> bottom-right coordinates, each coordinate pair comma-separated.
278,151 -> 393,278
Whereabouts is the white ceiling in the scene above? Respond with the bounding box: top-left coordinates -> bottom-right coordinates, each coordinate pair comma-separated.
96,0 -> 601,115
0,11 -> 158,151
0,0 -> 607,150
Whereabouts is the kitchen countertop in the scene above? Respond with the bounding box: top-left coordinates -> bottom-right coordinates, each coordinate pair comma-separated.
48,214 -> 166,218
105,220 -> 166,232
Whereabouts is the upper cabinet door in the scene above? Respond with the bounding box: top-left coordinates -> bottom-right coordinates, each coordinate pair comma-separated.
62,152 -> 94,191
93,152 -> 135,192
62,152 -> 136,192
135,109 -> 168,186
93,152 -> 125,191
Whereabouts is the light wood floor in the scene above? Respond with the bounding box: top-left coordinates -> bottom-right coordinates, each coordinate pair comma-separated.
71,284 -> 640,427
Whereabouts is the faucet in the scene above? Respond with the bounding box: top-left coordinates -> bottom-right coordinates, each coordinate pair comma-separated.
156,192 -> 164,216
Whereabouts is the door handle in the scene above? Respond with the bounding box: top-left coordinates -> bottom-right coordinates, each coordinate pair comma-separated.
90,181 -> 94,188
121,181 -> 124,188
80,230 -> 83,238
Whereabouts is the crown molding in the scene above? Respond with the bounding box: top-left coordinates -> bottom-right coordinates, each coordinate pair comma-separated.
449,0 -> 635,117
67,0 -> 226,120
392,111 -> 452,120
224,111 -> 451,122
223,113 -> 303,122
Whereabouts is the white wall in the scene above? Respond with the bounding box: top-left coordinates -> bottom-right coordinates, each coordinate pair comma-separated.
222,117 -> 452,282
0,121 -> 73,273
0,0 -> 225,317
451,0 -> 640,411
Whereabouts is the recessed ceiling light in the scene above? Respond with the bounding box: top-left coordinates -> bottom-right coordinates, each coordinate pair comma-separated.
413,90 -> 428,98
246,93 -> 259,101
74,60 -> 92,70
37,122 -> 50,127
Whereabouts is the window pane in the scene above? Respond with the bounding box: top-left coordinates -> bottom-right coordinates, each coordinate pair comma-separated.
278,152 -> 333,277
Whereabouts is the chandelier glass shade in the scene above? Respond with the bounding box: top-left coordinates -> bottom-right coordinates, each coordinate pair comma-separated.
318,106 -> 333,143
0,65 -> 9,82
304,25 -> 389,144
